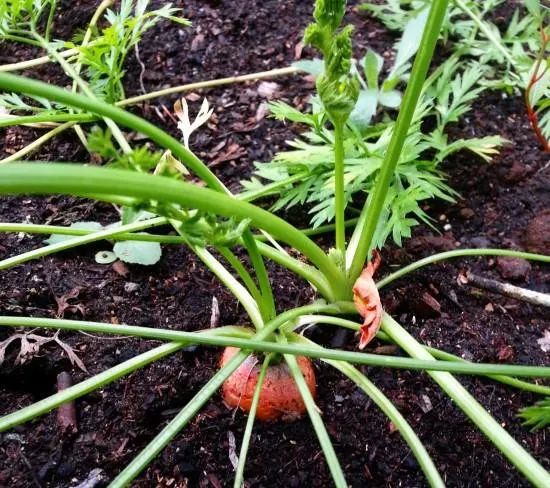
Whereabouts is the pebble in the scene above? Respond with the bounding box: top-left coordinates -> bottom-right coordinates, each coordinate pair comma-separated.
124,282 -> 139,293
522,210 -> 550,254
470,236 -> 492,248
496,257 -> 531,281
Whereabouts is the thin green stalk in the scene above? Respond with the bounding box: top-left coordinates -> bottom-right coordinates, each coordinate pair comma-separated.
233,354 -> 272,488
0,72 -> 227,193
0,163 -> 346,294
333,122 -> 346,262
190,244 -> 264,331
422,346 -> 550,396
0,221 -> 193,244
282,339 -> 347,488
0,46 -> 85,72
255,218 -> 360,241
0,217 -> 167,270
217,246 -> 264,307
347,0 -> 450,283
0,113 -> 95,128
44,0 -> 57,41
32,32 -> 132,154
111,347 -> 250,487
255,241 -> 334,300
238,172 -> 309,203
0,221 -> 333,301
0,121 -> 74,164
292,334 -> 444,487
1,315 -> 550,377
376,249 -> 550,289
0,342 -> 184,432
382,314 -> 550,487
0,324 -> 255,431
295,315 -> 550,396
1,34 -> 42,46
69,0 -> 115,149
242,232 -> 276,321
109,303 -> 325,487
453,0 -> 515,66
328,359 -> 444,488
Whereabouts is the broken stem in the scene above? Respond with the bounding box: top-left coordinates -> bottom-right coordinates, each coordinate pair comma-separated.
466,271 -> 550,308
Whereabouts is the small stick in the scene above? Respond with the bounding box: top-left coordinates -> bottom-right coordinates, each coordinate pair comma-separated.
466,272 -> 550,308
56,372 -> 78,433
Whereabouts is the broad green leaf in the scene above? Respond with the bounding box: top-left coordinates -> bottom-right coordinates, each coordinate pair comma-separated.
363,49 -> 383,89
349,89 -> 378,130
113,238 -> 162,265
45,222 -> 103,245
121,207 -> 157,225
378,90 -> 402,108
392,8 -> 429,73
292,59 -> 325,77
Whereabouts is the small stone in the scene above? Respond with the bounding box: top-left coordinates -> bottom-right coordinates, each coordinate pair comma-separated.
112,261 -> 129,277
124,282 -> 139,293
460,208 -> 475,219
419,394 -> 433,413
408,234 -> 456,252
334,395 -> 344,403
409,291 -> 441,318
496,257 -> 531,281
485,303 -> 495,312
470,236 -> 492,248
257,81 -> 280,99
522,210 -> 550,254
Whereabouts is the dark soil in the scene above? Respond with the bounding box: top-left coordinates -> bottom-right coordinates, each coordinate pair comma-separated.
1,1 -> 549,487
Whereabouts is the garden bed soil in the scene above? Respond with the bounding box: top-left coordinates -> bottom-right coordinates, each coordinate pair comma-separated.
1,1 -> 549,487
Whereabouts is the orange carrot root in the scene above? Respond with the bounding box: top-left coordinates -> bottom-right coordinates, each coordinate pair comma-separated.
220,347 -> 316,421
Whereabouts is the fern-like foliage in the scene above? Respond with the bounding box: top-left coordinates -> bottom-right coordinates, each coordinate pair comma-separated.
519,398 -> 550,432
0,0 -> 57,40
241,48 -> 505,248
72,0 -> 189,103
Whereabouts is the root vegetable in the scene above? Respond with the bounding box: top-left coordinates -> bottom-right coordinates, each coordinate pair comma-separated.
220,347 -> 316,421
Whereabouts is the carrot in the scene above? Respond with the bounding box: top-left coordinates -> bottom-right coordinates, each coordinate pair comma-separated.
220,347 -> 316,421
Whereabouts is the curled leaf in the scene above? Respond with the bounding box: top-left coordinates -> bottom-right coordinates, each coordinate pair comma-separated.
352,251 -> 383,349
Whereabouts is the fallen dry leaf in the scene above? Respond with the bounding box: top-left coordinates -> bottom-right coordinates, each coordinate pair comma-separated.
352,251 -> 383,349
54,287 -> 85,318
0,331 -> 87,372
208,142 -> 247,167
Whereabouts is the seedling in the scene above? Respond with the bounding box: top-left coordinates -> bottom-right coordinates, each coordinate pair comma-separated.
0,1 -> 549,487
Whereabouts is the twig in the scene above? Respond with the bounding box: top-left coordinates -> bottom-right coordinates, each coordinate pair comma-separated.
0,121 -> 75,164
56,371 -> 78,433
465,271 -> 550,308
118,66 -> 300,106
0,46 -> 82,73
